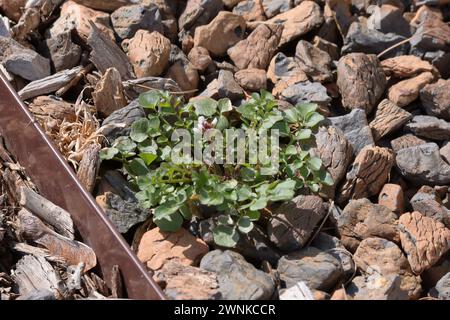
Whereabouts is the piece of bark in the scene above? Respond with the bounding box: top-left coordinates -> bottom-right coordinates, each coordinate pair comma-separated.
66,263 -> 84,292
20,186 -> 74,239
76,143 -> 100,194
381,55 -> 435,79
92,68 -> 127,117
87,21 -> 134,80
390,134 -> 427,153
369,99 -> 412,141
28,96 -> 76,124
12,255 -> 66,298
18,209 -> 97,272
388,72 -> 435,107
9,241 -> 67,264
122,77 -> 181,100
338,146 -> 395,204
18,66 -> 83,100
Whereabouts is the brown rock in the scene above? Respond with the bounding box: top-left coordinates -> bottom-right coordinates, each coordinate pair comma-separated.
295,40 -> 333,83
315,126 -> 353,199
369,99 -> 412,141
381,55 -> 435,79
337,198 -> 399,252
233,0 -> 266,22
338,146 -> 395,204
398,211 -> 450,274
28,96 -> 76,125
388,72 -> 435,107
420,79 -> 450,121
411,186 -> 450,228
228,23 -> 282,70
178,0 -> 224,32
441,141 -> 450,164
390,134 -> 427,153
194,11 -> 246,57
125,30 -> 171,77
0,0 -> 26,22
330,288 -> 348,300
337,53 -> 386,114
92,68 -> 127,117
313,36 -> 340,61
326,0 -> 356,37
45,31 -> 82,72
410,4 -> 443,27
267,1 -> 323,46
367,4 -> 410,37
234,68 -> 267,91
165,61 -> 199,96
71,0 -> 139,12
49,1 -> 114,42
378,183 -> 404,214
188,46 -> 213,72
137,227 -> 210,271
267,52 -> 308,96
153,261 -> 221,300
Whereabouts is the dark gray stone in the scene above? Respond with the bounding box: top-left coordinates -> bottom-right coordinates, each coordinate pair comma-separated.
366,5 -> 411,37
200,250 -> 275,300
411,187 -> 450,228
295,40 -> 333,83
46,31 -> 82,72
420,80 -> 450,121
406,115 -> 450,141
178,0 -> 224,32
217,70 -> 244,101
328,109 -> 375,156
281,81 -> 331,107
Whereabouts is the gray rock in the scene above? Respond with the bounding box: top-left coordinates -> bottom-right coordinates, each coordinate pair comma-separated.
277,247 -> 344,291
411,186 -> 450,228
0,16 -> 10,38
295,40 -> 333,83
178,0 -> 224,32
366,4 -> 410,37
0,36 -> 50,81
101,100 -> 145,143
441,141 -> 450,164
342,21 -> 408,57
268,195 -> 327,252
434,272 -> 450,300
200,250 -> 275,300
123,77 -> 181,100
281,81 -> 331,107
45,31 -> 82,72
347,274 -> 411,300
390,134 -> 428,153
217,70 -> 244,101
328,109 -> 375,156
406,116 -> 450,141
420,79 -> 450,121
233,0 -> 266,21
427,51 -> 450,79
396,143 -> 450,185
111,4 -> 163,40
262,0 -> 293,18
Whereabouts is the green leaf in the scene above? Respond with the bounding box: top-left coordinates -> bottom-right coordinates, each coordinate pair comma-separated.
193,98 -> 218,117
114,136 -> 136,153
283,108 -> 300,123
318,170 -> 334,186
213,225 -> 239,247
179,204 -> 192,220
308,157 -> 322,171
304,113 -> 324,128
218,215 -> 234,225
246,210 -> 260,221
154,212 -> 183,232
285,145 -> 297,155
139,90 -> 160,109
268,179 -> 296,201
297,103 -> 318,118
238,216 -> 254,233
154,200 -> 181,218
217,98 -> 233,113
99,147 -> 118,160
250,197 -> 267,211
130,118 -> 150,142
295,128 -> 312,140
215,115 -> 229,131
139,153 -> 157,166
237,186 -> 254,201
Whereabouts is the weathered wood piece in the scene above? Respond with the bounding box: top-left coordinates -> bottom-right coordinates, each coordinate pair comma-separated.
92,67 -> 127,117
77,143 -> 100,193
20,186 -> 75,239
110,265 -> 123,299
9,241 -> 66,264
369,99 -> 412,141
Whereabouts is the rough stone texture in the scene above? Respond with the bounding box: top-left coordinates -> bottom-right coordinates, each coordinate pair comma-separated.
441,141 -> 450,164
178,0 -> 224,32
92,67 -> 127,117
381,55 -> 435,79
125,30 -> 171,77
295,40 -> 332,83
328,109 -> 374,156
410,18 -> 450,54
153,260 -> 221,300
0,0 -> 26,22
0,37 -> 50,81
262,0 -> 293,18
315,126 -> 353,198
337,198 -> 399,252
217,70 -> 244,101
277,247 -> 344,291
411,186 -> 450,228
398,211 -> 450,275
406,115 -> 450,141
434,272 -> 450,300
267,195 -> 327,251
188,46 -> 213,72
281,81 -> 331,108
194,12 -> 246,57
111,4 -> 163,40
396,143 -> 450,185
337,53 -> 386,114
388,72 -> 435,107
369,99 -> 412,141
165,46 -> 199,96
228,23 -> 282,70
338,146 -> 395,204
312,36 -> 340,61
96,192 -> 149,234
420,79 -> 450,121
200,250 -> 275,300
267,52 -> 308,95
45,31 -> 82,72
234,68 -> 267,91
347,274 -> 416,300
390,134 -> 427,153
137,227 -> 209,271
378,183 -> 404,214
267,1 -> 323,46
367,4 -> 410,37
101,100 -> 146,142
233,0 -> 266,22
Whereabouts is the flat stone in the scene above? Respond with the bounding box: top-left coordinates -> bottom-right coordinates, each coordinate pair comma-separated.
295,40 -> 332,83
388,72 -> 435,107
367,4 -> 410,37
347,274 -> 415,300
122,76 -> 181,100
420,79 -> 450,121
410,18 -> 450,54
411,186 -> 450,228
45,31 -> 82,72
92,67 -> 127,117
381,55 -> 435,79
277,247 -> 344,291
234,68 -> 267,91
337,198 -> 399,252
369,99 -> 412,141
262,0 -> 293,18
217,69 -> 244,101
281,81 -> 331,108
233,0 -> 266,22
228,23 -> 282,70
194,11 -> 246,57
398,211 -> 450,275
434,272 -> 450,300
223,0 -> 245,8
178,0 -> 224,32
396,143 -> 450,185
328,109 -> 375,156
441,141 -> 450,164
378,183 -> 404,214
326,0 -> 356,37
267,1 -> 323,46
200,250 -> 275,300
267,52 -> 308,95
313,36 -> 340,61
405,115 -> 450,141
165,45 -> 199,96
390,134 -> 427,153
125,30 -> 171,77
111,4 -> 163,40
137,227 -> 210,271
267,195 -> 327,251
188,46 -> 213,72
337,53 -> 386,114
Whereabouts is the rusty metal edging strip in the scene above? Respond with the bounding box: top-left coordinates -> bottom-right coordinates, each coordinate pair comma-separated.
0,71 -> 165,300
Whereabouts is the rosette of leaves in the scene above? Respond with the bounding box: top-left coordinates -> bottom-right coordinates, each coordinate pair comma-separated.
100,90 -> 333,247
